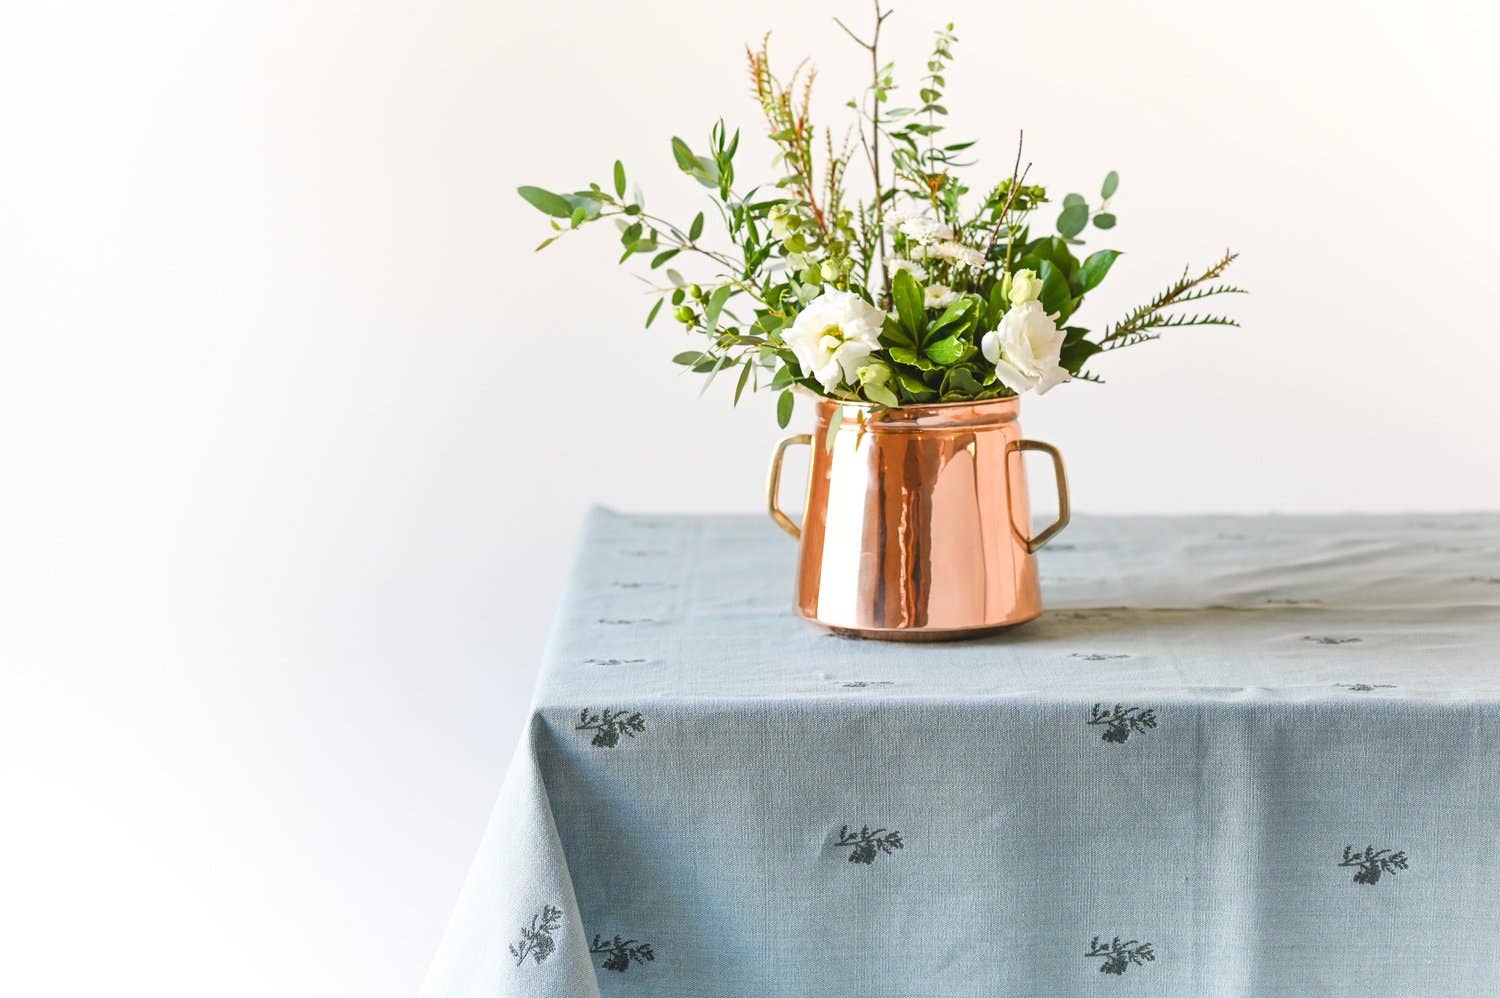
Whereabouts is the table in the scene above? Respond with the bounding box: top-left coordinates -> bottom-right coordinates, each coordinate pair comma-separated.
421,509 -> 1500,997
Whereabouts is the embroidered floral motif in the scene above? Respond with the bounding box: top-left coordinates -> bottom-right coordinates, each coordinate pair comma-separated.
584,658 -> 648,666
575,708 -> 646,747
1087,703 -> 1158,743
1340,845 -> 1408,885
834,825 -> 904,864
510,905 -> 563,966
1086,936 -> 1155,975
1303,635 -> 1361,645
589,934 -> 655,973
1335,683 -> 1393,693
1071,652 -> 1129,661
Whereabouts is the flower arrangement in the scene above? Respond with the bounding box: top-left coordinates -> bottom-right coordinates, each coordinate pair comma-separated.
518,4 -> 1243,427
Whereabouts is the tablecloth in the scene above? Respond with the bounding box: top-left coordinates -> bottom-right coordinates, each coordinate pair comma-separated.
421,508 -> 1500,997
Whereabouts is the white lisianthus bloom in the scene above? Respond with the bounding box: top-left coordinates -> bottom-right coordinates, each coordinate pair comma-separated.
784,290 -> 886,392
1008,267 -> 1042,305
980,300 -> 1072,396
889,258 -> 929,282
924,284 -> 960,310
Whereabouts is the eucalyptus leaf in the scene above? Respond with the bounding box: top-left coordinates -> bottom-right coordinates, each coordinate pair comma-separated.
670,137 -> 697,173
689,212 -> 705,241
1101,170 -> 1119,199
1057,202 -> 1088,239
776,389 -> 794,428
517,185 -> 573,218
704,285 -> 734,331
613,161 -> 626,197
1093,212 -> 1117,230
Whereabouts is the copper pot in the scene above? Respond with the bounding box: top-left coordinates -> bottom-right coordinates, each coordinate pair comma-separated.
766,395 -> 1069,641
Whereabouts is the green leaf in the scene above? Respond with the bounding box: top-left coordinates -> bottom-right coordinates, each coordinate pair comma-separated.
1080,250 -> 1122,292
733,362 -> 752,405
613,161 -> 627,197
887,345 -> 935,371
824,406 -> 842,452
689,212 -> 705,241
1101,170 -> 1119,199
671,137 -> 697,173
672,350 -> 708,365
777,389 -> 794,428
1063,192 -> 1087,208
1060,337 -> 1102,374
650,248 -> 680,269
704,285 -> 733,331
927,296 -> 975,337
645,298 -> 663,328
945,366 -> 982,396
1093,212 -> 1117,230
896,372 -> 937,400
864,381 -> 899,407
879,315 -> 915,350
1038,260 -> 1073,318
924,336 -> 965,365
891,269 -> 927,340
1057,202 -> 1088,239
517,185 -> 573,218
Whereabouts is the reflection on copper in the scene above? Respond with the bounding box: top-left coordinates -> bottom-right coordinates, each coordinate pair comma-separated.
766,396 -> 1068,641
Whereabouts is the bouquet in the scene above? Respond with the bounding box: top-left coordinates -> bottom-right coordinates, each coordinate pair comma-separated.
518,3 -> 1243,428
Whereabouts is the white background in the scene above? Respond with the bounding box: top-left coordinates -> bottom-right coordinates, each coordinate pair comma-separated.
3,1 -> 1498,995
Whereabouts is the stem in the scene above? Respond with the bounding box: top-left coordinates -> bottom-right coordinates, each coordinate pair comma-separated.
835,1 -> 892,306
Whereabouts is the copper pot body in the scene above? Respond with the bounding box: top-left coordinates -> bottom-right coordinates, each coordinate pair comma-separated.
767,396 -> 1069,641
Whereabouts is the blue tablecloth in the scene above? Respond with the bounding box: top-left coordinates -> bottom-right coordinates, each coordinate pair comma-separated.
422,509 -> 1500,997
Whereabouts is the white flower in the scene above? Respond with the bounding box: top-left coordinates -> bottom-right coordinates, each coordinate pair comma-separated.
882,205 -> 917,232
980,300 -> 1071,396
924,284 -> 959,310
889,258 -> 929,282
909,241 -> 985,271
898,216 -> 953,244
784,290 -> 886,392
1008,267 -> 1042,304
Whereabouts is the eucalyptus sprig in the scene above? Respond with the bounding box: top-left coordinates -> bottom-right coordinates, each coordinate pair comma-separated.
518,2 -> 1244,425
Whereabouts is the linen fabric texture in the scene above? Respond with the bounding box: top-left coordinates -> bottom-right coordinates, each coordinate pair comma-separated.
421,509 -> 1500,997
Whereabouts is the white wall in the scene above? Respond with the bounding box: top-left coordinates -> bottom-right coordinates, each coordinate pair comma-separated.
3,1 -> 1497,995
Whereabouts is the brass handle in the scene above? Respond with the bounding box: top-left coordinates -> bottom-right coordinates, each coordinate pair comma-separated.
1011,439 -> 1070,554
766,433 -> 812,539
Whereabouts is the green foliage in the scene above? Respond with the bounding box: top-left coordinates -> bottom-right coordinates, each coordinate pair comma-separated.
514,7 -> 1242,420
